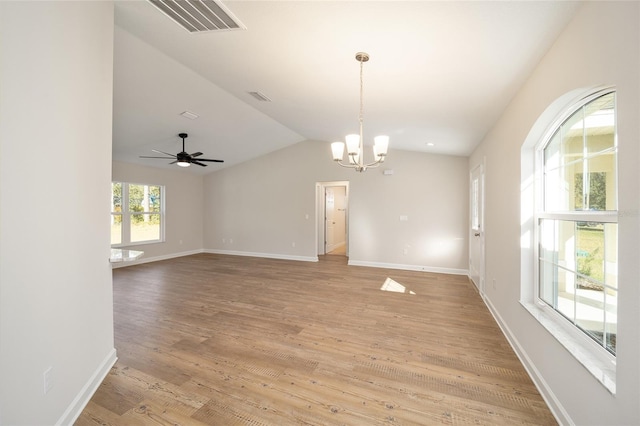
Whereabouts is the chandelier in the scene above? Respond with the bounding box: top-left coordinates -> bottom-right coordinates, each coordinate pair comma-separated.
331,52 -> 389,172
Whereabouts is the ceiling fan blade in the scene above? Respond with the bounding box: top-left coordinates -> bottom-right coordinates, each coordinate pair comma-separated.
152,149 -> 177,157
169,160 -> 178,164
140,156 -> 175,159
190,152 -> 203,157
191,161 -> 208,167
196,158 -> 224,163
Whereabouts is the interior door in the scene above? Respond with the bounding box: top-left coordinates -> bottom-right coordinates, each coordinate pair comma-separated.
330,186 -> 346,253
469,164 -> 485,293
325,187 -> 336,251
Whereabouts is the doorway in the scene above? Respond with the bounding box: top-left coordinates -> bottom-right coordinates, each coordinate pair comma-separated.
469,162 -> 485,294
316,181 -> 349,257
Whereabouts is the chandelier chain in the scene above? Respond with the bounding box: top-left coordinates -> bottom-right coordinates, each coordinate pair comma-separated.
359,55 -> 364,141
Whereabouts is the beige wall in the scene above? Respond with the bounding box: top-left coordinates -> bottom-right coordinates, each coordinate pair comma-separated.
469,2 -> 639,424
112,161 -> 204,263
0,3 -> 115,424
203,140 -> 469,274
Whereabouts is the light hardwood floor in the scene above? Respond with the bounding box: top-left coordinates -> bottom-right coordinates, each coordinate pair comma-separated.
76,253 -> 556,425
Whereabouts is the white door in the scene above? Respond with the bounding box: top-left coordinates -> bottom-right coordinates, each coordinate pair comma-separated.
325,186 -> 347,253
469,163 -> 485,293
330,186 -> 346,253
325,187 -> 336,251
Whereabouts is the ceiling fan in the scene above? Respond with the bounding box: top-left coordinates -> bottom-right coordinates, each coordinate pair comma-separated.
140,133 -> 224,167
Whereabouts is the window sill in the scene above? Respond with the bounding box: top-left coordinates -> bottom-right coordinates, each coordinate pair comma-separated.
520,301 -> 616,394
109,248 -> 144,263
111,239 -> 164,248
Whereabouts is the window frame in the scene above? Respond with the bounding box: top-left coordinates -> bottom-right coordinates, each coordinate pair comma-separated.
522,87 -> 618,393
534,88 -> 618,352
111,181 -> 165,247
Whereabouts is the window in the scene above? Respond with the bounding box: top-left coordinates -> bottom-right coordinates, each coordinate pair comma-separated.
471,176 -> 480,231
537,90 -> 617,355
111,182 -> 164,246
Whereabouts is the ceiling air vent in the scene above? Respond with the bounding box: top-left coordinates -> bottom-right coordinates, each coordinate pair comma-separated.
248,92 -> 271,102
248,91 -> 272,102
148,0 -> 246,33
180,110 -> 199,120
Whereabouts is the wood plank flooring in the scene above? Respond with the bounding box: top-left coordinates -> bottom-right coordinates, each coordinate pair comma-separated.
75,253 -> 556,425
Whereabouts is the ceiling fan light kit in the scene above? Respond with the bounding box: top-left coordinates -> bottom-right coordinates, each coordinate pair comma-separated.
331,52 -> 389,173
140,133 -> 224,168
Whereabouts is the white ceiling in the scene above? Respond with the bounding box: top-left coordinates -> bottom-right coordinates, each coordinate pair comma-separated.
112,0 -> 580,175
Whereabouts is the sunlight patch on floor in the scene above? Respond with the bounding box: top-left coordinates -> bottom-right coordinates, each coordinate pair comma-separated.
380,277 -> 416,295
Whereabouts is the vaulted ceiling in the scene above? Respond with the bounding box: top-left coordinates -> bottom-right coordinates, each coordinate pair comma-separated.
112,1 -> 580,174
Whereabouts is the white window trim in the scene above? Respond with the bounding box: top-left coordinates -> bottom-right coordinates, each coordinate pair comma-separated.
111,181 -> 166,247
520,85 -> 617,394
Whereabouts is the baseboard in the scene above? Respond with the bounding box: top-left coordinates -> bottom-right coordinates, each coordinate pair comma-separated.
111,249 -> 205,268
113,248 -> 464,275
482,295 -> 573,426
56,348 -> 117,426
348,259 -> 468,276
204,249 -> 319,263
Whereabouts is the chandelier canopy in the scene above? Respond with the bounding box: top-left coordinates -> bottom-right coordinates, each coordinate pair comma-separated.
331,52 -> 389,172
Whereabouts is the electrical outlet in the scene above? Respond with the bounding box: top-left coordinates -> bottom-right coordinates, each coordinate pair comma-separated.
492,279 -> 497,289
43,366 -> 53,394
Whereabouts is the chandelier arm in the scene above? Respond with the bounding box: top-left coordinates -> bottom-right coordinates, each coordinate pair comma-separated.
363,158 -> 385,168
336,161 -> 356,169
334,160 -> 365,172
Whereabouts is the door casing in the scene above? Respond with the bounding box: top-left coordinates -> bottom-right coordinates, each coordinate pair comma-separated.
316,181 -> 349,256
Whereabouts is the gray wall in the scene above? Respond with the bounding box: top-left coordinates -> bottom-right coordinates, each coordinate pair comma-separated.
0,3 -> 115,424
203,140 -> 469,274
469,2 -> 640,424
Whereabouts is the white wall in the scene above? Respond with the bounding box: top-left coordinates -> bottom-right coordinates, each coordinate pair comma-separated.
0,3 -> 115,425
203,140 -> 468,274
112,161 -> 204,264
469,2 -> 639,424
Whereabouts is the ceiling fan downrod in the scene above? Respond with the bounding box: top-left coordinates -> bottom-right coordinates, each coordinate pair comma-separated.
178,133 -> 188,154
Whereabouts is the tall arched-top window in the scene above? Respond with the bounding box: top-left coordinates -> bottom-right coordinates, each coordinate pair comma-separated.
537,89 -> 617,355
